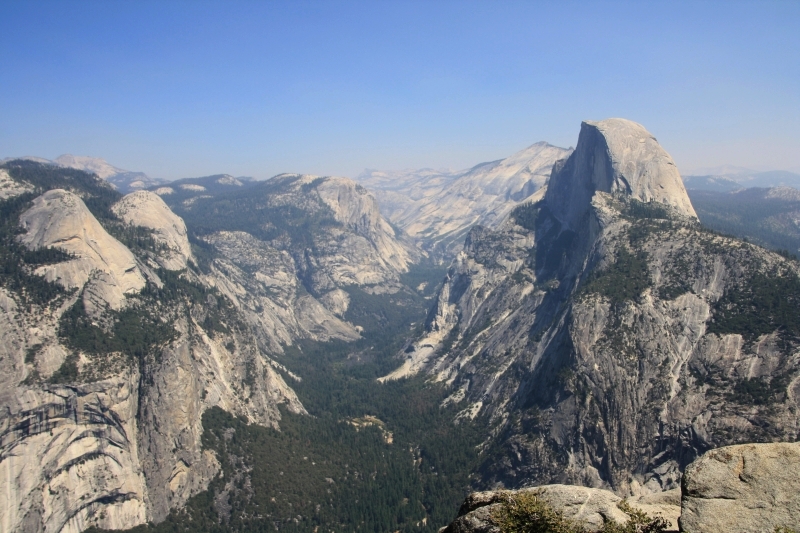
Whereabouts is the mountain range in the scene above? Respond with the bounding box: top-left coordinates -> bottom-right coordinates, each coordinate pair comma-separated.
683,168 -> 800,192
1,119 -> 799,533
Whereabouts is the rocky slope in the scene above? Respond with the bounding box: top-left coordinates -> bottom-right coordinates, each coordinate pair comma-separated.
0,162 -> 384,532
19,189 -> 147,311
386,118 -> 800,496
157,173 -> 422,320
111,191 -> 193,271
358,142 -> 571,259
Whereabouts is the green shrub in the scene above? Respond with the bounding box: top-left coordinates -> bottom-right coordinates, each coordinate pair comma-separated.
581,247 -> 651,303
511,201 -> 542,231
491,491 -> 667,533
492,491 -> 583,533
708,271 -> 800,341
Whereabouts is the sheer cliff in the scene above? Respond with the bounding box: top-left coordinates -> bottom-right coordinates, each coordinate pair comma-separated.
388,119 -> 800,495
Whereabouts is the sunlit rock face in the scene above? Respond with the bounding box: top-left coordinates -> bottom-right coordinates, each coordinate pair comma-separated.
0,172 -> 304,531
112,190 -> 193,271
680,442 -> 800,533
18,189 -> 146,310
2,159 -> 429,531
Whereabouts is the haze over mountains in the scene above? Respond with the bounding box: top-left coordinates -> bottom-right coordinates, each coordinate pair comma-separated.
0,155 -> 163,194
357,142 -> 572,259
2,118 -> 800,533
683,167 -> 800,193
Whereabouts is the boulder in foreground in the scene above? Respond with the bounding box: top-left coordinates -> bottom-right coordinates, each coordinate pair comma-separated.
680,441 -> 800,533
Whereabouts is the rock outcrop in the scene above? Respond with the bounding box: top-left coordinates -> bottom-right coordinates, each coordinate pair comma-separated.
18,189 -> 146,310
680,442 -> 800,533
545,118 -> 696,231
112,190 -> 193,270
441,485 -> 679,533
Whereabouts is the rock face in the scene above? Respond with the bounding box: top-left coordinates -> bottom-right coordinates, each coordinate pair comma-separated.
1,161 -> 424,532
389,119 -> 800,495
112,190 -> 193,270
0,372 -> 148,533
441,485 -> 679,533
358,142 -> 571,259
0,168 -> 33,199
315,176 -> 416,276
680,442 -> 800,533
19,189 -> 147,310
202,230 -> 360,351
545,119 -> 697,231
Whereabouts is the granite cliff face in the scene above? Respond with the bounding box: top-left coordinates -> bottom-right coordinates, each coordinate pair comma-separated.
358,142 -> 571,259
19,189 -> 147,311
111,191 -> 193,271
388,119 -> 800,495
545,119 -> 696,230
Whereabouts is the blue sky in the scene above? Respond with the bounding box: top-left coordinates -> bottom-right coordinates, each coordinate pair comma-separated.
1,1 -> 798,180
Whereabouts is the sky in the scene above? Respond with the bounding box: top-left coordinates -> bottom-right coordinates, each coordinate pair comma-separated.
1,0 -> 798,181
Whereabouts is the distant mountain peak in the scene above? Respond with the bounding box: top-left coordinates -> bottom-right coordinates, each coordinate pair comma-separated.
53,154 -> 161,193
54,154 -> 123,180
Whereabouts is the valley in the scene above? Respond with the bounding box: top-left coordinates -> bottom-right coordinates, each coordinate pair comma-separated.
2,118 -> 800,533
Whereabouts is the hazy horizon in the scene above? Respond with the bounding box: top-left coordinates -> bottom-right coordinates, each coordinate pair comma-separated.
2,1 -> 798,181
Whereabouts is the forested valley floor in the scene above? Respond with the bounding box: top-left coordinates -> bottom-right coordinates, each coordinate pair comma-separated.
89,264 -> 488,533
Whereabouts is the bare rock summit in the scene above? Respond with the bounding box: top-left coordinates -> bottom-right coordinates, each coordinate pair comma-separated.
112,190 -> 193,270
18,189 -> 146,309
545,118 -> 697,230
